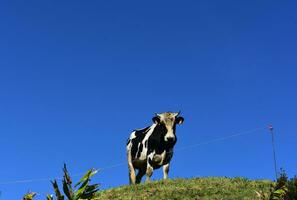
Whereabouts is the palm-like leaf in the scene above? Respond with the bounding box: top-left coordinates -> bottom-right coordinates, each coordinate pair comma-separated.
75,169 -> 98,188
51,180 -> 65,200
75,169 -> 98,199
80,184 -> 100,199
50,164 -> 99,200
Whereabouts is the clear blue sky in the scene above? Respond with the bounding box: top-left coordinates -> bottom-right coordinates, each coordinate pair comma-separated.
0,0 -> 296,199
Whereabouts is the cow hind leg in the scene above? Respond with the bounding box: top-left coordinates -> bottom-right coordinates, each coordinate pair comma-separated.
127,149 -> 136,184
128,163 -> 136,184
128,169 -> 136,185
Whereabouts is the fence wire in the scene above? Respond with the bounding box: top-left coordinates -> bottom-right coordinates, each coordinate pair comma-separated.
0,126 -> 265,186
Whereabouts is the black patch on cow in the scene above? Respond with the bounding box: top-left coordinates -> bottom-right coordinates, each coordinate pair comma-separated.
136,143 -> 143,158
130,126 -> 150,159
146,122 -> 178,169
148,123 -> 177,153
144,140 -> 148,148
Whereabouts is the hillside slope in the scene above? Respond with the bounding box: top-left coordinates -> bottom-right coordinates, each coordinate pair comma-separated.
95,177 -> 273,200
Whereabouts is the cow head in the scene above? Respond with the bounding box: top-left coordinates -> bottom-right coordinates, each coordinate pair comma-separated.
152,112 -> 184,142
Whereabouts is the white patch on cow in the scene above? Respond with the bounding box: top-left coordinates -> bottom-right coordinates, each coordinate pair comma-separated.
126,139 -> 132,151
129,131 -> 136,140
135,143 -> 141,158
159,150 -> 167,165
138,124 -> 156,161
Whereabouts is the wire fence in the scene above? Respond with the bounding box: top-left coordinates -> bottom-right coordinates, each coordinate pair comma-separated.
0,126 -> 266,186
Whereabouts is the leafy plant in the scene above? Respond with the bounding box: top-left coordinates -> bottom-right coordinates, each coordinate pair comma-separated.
269,169 -> 297,200
22,192 -> 37,200
270,185 -> 288,200
287,175 -> 297,200
49,164 -> 100,200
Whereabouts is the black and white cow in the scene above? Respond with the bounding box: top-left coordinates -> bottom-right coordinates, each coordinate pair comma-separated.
126,112 -> 184,184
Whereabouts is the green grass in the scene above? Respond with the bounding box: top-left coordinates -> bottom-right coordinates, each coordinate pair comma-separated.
95,177 -> 273,200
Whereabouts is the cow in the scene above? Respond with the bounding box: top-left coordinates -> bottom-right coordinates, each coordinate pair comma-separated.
126,112 -> 184,184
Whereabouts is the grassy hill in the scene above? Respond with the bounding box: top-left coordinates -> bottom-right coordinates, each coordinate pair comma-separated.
95,177 -> 273,200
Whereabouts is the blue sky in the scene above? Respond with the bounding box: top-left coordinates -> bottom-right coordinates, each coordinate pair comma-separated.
0,0 -> 297,199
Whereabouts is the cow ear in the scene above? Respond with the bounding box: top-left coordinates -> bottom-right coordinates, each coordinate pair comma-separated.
152,116 -> 160,124
176,117 -> 184,125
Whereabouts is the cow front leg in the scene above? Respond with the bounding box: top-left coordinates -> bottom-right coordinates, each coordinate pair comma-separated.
146,163 -> 153,182
146,154 -> 154,183
136,168 -> 146,184
163,163 -> 170,180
